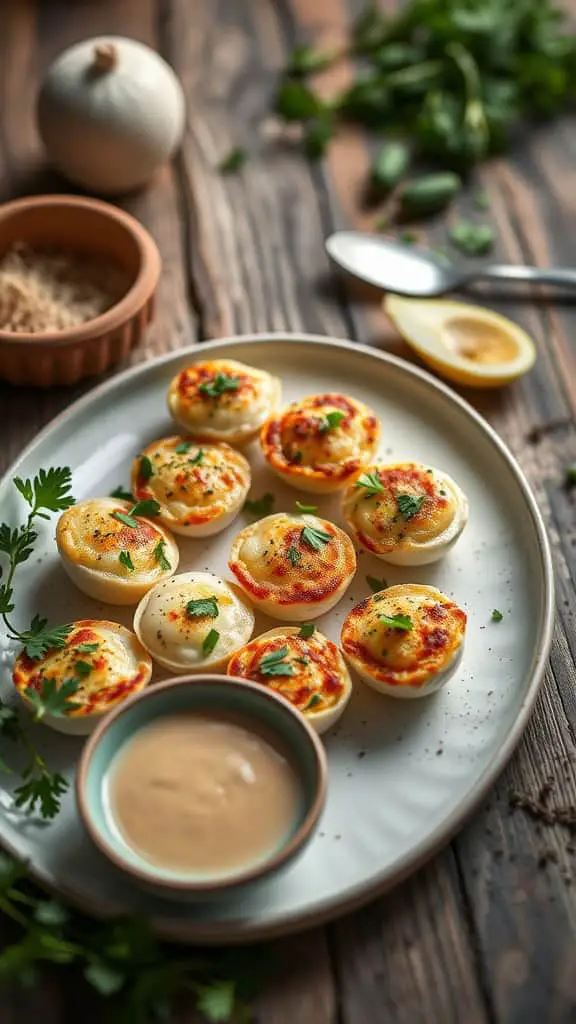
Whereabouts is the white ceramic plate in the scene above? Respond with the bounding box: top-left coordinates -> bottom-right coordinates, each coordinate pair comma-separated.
0,334 -> 553,944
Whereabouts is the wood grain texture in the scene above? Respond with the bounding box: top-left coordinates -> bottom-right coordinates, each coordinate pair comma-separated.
1,0 -> 576,1021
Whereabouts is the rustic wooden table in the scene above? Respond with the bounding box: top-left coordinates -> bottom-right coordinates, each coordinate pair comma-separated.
1,1 -> 576,1021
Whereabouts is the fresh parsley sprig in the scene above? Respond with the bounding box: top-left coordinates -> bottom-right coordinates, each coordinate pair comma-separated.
380,613 -> 413,632
258,647 -> 297,677
0,468 -> 75,657
355,472 -> 385,497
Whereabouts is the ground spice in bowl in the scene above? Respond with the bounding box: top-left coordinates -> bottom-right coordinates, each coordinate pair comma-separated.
0,243 -> 129,333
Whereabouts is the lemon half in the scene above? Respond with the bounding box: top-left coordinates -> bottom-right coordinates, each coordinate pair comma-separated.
385,296 -> 536,388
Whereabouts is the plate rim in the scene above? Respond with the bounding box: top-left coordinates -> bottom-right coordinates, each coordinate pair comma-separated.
0,332 -> 555,944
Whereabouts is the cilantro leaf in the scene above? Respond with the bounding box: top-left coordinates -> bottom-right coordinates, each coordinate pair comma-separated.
74,660 -> 92,678
299,623 -> 315,638
175,441 -> 192,454
154,540 -> 171,571
15,467 -> 75,516
295,501 -> 318,513
139,455 -> 154,480
244,493 -> 275,519
186,597 -> 219,619
301,525 -> 332,550
258,646 -> 297,677
130,499 -> 160,519
17,617 -> 72,660
111,511 -> 139,529
396,493 -> 424,519
13,770 -> 68,820
355,472 -> 385,496
189,449 -> 204,466
380,613 -> 413,631
199,374 -> 240,398
76,642 -> 99,654
119,550 -> 135,571
304,693 -> 323,710
202,629 -> 220,656
24,677 -> 81,720
366,575 -> 388,593
110,486 -> 133,501
491,608 -> 503,622
287,545 -> 301,566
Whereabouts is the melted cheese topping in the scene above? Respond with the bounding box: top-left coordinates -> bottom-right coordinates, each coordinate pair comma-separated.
341,584 -> 466,691
342,463 -> 468,559
134,572 -> 255,671
131,437 -> 250,534
12,620 -> 152,718
56,498 -> 177,581
228,513 -> 356,611
167,359 -> 281,442
261,393 -> 380,489
228,628 -> 351,716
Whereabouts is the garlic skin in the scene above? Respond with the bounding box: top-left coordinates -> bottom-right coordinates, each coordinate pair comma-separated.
37,36 -> 185,195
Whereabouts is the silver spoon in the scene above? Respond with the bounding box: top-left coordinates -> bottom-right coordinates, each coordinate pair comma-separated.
325,231 -> 576,298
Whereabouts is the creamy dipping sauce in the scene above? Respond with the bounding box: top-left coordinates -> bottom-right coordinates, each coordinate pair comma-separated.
108,712 -> 301,876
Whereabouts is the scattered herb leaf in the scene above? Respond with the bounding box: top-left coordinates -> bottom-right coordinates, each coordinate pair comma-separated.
355,471 -> 385,496
186,597 -> 219,619
244,493 -> 275,519
295,501 -> 318,513
304,693 -> 323,710
202,629 -> 220,656
189,449 -> 204,466
258,647 -> 297,677
218,147 -> 247,174
24,677 -> 81,721
299,623 -> 315,639
366,575 -> 388,593
380,613 -> 413,631
153,540 -> 171,571
111,511 -> 139,529
109,486 -> 133,501
175,441 -> 192,454
199,373 -> 240,398
301,525 -> 332,550
76,642 -> 99,654
119,550 -> 135,571
491,608 -> 504,622
287,545 -> 301,566
397,493 -> 425,519
74,660 -> 92,679
139,455 -> 154,481
318,410 -> 345,433
130,499 -> 160,519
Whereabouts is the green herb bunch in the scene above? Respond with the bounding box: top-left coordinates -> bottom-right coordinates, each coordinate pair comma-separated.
275,0 -> 576,180
0,468 -> 81,818
0,853 -> 267,1021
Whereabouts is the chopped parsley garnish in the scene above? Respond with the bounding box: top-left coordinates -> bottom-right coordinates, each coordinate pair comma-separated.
380,613 -> 413,632
186,596 -> 219,619
299,623 -> 315,639
119,550 -> 135,571
287,545 -> 301,566
301,525 -> 332,550
397,493 -> 424,519
74,660 -> 93,678
491,608 -> 503,622
139,455 -> 153,480
154,539 -> 171,571
304,693 -> 323,710
175,441 -> 192,454
318,410 -> 345,433
355,471 -> 385,496
130,499 -> 160,518
258,646 -> 297,677
202,628 -> 220,655
189,449 -> 204,466
199,373 -> 240,398
109,485 -> 133,501
111,511 -> 139,529
244,493 -> 275,519
367,575 -> 388,593
295,500 -> 318,513
76,642 -> 99,654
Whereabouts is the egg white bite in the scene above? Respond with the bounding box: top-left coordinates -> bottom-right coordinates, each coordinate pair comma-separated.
260,392 -> 380,494
167,358 -> 281,446
130,436 -> 250,538
228,512 -> 357,621
12,620 -> 152,735
341,584 -> 466,698
342,462 -> 468,565
227,626 -> 352,735
56,498 -> 179,606
133,571 -> 254,673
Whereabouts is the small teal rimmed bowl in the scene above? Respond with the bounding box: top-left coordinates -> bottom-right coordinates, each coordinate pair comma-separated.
76,674 -> 327,901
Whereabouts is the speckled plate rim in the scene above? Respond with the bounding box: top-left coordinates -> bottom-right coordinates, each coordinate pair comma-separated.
0,332 -> 554,945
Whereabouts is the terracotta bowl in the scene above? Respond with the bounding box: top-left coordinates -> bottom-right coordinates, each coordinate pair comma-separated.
0,194 -> 161,387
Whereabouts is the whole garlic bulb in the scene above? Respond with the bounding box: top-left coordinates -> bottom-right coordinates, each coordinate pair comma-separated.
37,36 -> 186,195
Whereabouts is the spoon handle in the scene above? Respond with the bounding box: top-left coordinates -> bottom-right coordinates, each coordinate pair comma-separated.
473,264 -> 576,290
